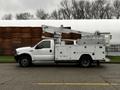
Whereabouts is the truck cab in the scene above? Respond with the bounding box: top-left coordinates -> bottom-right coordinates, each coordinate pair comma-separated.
15,39 -> 55,67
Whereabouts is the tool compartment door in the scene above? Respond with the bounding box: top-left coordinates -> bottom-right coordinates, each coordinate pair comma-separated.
55,45 -> 71,60
95,44 -> 105,60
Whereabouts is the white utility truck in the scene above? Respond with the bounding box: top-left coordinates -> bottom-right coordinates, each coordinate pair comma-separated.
15,25 -> 112,67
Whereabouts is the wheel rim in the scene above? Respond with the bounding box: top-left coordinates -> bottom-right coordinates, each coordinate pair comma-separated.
81,59 -> 90,67
21,59 -> 29,67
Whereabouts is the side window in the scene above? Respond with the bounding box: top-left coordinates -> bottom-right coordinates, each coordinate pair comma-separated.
35,41 -> 51,49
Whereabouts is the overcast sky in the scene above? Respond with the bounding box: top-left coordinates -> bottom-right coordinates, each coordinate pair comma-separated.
0,0 -> 62,17
0,20 -> 120,44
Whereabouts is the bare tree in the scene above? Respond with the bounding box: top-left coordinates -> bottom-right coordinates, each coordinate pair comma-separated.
2,14 -> 12,20
36,9 -> 49,19
84,0 -> 93,19
71,0 -> 80,19
39,0 -> 120,19
51,10 -> 58,19
113,0 -> 120,19
51,0 -> 115,19
60,0 -> 72,19
71,0 -> 86,19
91,0 -> 108,19
50,10 -> 63,19
1,0 -> 120,20
104,3 -> 113,19
16,12 -> 34,20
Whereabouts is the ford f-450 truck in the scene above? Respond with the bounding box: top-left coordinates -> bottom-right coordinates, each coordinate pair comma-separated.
15,25 -> 111,67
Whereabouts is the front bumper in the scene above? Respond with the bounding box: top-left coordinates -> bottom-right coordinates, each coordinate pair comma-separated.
14,55 -> 19,63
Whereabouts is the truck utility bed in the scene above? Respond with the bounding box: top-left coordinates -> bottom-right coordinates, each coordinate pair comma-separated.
55,44 -> 105,61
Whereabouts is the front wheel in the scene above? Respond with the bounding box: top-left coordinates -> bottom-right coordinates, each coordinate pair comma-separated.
18,56 -> 31,67
80,55 -> 92,68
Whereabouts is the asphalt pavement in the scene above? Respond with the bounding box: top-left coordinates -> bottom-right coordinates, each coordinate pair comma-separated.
0,63 -> 120,90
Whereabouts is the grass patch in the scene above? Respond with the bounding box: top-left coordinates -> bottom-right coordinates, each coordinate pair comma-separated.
0,56 -> 15,63
107,56 -> 120,62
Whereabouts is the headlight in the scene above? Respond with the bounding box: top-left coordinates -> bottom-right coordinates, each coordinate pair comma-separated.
14,50 -> 20,55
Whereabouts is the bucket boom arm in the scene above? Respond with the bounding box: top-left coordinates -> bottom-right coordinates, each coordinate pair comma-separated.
41,25 -> 112,45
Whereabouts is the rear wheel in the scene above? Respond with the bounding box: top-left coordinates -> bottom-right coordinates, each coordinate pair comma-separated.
19,56 -> 31,67
80,55 -> 92,67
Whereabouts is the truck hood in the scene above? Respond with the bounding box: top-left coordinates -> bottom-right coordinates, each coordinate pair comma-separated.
16,46 -> 32,52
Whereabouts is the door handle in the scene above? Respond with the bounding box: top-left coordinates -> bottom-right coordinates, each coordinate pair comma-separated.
50,50 -> 52,53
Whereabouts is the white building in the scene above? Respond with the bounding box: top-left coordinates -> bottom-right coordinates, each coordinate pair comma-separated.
106,44 -> 120,56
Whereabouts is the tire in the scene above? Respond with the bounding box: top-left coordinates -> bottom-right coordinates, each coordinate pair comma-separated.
80,55 -> 92,68
18,56 -> 31,67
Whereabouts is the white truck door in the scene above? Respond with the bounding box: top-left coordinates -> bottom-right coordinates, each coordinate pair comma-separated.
32,40 -> 54,61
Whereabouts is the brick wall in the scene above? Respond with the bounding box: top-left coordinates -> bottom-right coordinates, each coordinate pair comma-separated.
0,27 -> 81,55
0,27 -> 42,55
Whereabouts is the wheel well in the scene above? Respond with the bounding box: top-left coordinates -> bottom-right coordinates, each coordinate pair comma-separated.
79,54 -> 92,61
19,53 -> 32,61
